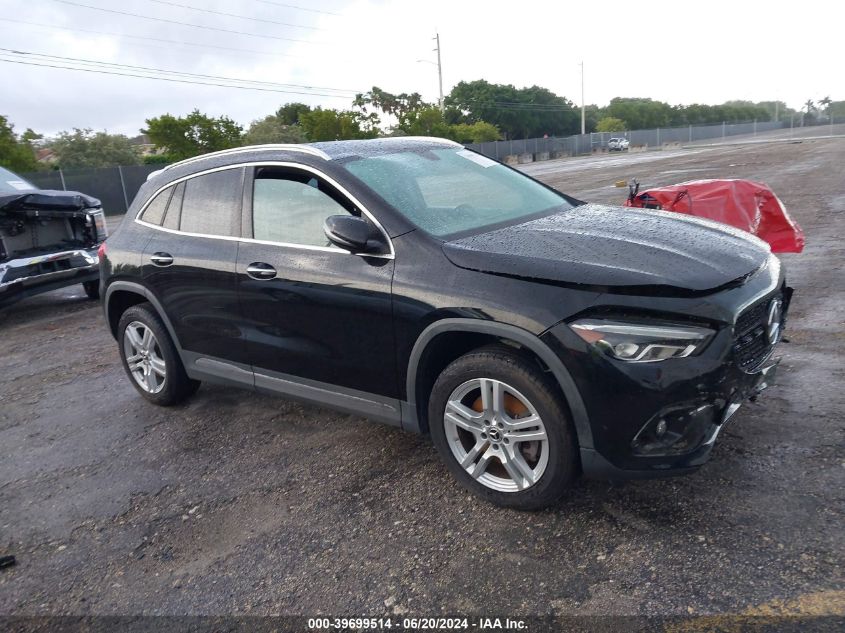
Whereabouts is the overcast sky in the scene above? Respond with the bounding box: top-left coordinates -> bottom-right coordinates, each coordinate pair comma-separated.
0,0 -> 841,137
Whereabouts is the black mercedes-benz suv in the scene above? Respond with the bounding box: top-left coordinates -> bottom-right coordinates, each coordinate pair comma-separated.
100,138 -> 791,509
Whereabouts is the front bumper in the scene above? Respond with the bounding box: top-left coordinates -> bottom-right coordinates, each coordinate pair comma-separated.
0,248 -> 100,307
577,360 -> 778,479
542,279 -> 790,479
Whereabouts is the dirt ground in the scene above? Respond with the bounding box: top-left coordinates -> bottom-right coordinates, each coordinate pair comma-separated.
1,134 -> 843,621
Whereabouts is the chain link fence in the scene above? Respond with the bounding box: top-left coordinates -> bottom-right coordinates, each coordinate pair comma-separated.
464,120 -> 792,160
22,165 -> 161,217
18,118 -> 844,217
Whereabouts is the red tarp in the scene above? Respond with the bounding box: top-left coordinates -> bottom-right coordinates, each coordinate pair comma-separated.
625,179 -> 805,253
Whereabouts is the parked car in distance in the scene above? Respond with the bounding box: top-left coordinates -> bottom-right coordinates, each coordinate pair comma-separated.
1,166 -> 107,307
101,138 -> 790,509
608,137 -> 630,151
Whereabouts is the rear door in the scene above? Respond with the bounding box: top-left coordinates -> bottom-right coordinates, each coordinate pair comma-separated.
140,167 -> 249,366
236,164 -> 398,400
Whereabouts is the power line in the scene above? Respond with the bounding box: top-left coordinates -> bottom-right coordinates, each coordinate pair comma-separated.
144,0 -> 323,31
0,56 -> 358,99
249,0 -> 342,17
0,48 -> 361,94
0,17 -> 305,59
50,0 -> 319,44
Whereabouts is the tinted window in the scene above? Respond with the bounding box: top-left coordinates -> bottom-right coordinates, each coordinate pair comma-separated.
343,148 -> 571,237
180,168 -> 243,237
253,169 -> 351,247
139,186 -> 173,226
163,181 -> 184,230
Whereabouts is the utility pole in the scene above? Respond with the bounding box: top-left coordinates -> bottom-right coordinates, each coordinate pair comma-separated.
580,60 -> 585,135
435,33 -> 444,114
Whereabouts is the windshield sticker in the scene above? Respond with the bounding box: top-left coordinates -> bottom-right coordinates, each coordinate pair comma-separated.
456,149 -> 497,168
6,180 -> 34,190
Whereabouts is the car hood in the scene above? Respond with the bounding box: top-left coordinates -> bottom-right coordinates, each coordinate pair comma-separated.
0,189 -> 101,213
442,203 -> 771,293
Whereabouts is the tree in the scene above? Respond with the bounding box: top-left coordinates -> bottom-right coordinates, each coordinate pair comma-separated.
605,98 -> 673,130
244,115 -> 307,145
450,121 -> 501,143
354,86 -> 427,122
819,96 -> 833,122
396,106 -> 453,138
143,110 -> 243,161
298,108 -> 378,141
276,102 -> 312,126
595,117 -> 627,133
49,129 -> 140,168
0,115 -> 39,172
447,80 -> 579,139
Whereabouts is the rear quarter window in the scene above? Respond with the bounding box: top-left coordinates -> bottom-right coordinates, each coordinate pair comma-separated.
139,186 -> 174,226
179,168 -> 244,237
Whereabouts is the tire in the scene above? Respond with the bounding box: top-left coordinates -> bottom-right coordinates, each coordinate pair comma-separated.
82,280 -> 100,300
117,303 -> 200,406
428,344 -> 578,510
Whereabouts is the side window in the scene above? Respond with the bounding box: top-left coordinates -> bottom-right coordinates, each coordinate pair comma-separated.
179,168 -> 243,237
162,181 -> 184,230
139,186 -> 173,226
252,168 -> 353,247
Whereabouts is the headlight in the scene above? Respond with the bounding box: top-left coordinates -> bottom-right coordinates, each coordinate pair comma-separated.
570,319 -> 715,362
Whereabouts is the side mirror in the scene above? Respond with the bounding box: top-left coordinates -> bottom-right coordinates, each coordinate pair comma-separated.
323,215 -> 383,254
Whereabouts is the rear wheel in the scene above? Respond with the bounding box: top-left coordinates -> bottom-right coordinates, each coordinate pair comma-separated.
117,303 -> 200,406
429,345 -> 578,510
82,280 -> 99,300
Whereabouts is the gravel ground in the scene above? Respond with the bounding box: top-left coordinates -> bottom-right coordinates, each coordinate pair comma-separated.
1,134 -> 843,621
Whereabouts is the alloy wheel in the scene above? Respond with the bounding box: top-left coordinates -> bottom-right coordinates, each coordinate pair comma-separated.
444,378 -> 549,492
123,321 -> 167,394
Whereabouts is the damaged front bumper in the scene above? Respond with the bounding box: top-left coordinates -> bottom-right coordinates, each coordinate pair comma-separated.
576,357 -> 781,480
542,275 -> 790,480
0,248 -> 100,306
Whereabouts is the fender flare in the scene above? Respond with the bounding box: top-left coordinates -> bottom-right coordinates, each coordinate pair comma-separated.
405,318 -> 593,449
104,280 -> 183,351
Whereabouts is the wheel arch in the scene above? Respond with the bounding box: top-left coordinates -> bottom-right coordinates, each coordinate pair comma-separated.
104,281 -> 182,351
405,319 -> 592,449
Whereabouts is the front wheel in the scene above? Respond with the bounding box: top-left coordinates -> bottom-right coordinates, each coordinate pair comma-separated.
429,345 -> 578,510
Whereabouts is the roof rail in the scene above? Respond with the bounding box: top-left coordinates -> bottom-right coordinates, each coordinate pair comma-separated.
396,136 -> 462,146
157,144 -> 331,175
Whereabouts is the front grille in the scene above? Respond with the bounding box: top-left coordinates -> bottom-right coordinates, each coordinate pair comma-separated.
733,296 -> 777,372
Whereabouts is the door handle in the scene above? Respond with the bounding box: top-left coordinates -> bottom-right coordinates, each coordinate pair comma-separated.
149,252 -> 173,267
246,262 -> 277,280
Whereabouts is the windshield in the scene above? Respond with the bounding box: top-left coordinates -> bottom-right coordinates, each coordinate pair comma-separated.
343,148 -> 572,237
0,166 -> 36,194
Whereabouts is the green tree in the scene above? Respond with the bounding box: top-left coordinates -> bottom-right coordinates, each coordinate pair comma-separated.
143,110 -> 243,161
450,121 -> 501,143
829,101 -> 845,119
299,108 -> 378,141
354,86 -> 427,121
396,106 -> 453,138
0,115 -> 39,172
819,96 -> 833,121
244,115 -> 307,145
142,154 -> 171,165
595,116 -> 627,132
49,129 -> 140,168
276,102 -> 312,126
605,98 -> 673,129
447,80 -> 579,139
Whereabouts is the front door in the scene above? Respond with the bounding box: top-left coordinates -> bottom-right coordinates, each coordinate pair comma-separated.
236,165 -> 398,400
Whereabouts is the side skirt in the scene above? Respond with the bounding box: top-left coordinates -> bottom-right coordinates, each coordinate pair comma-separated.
182,352 -> 404,428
